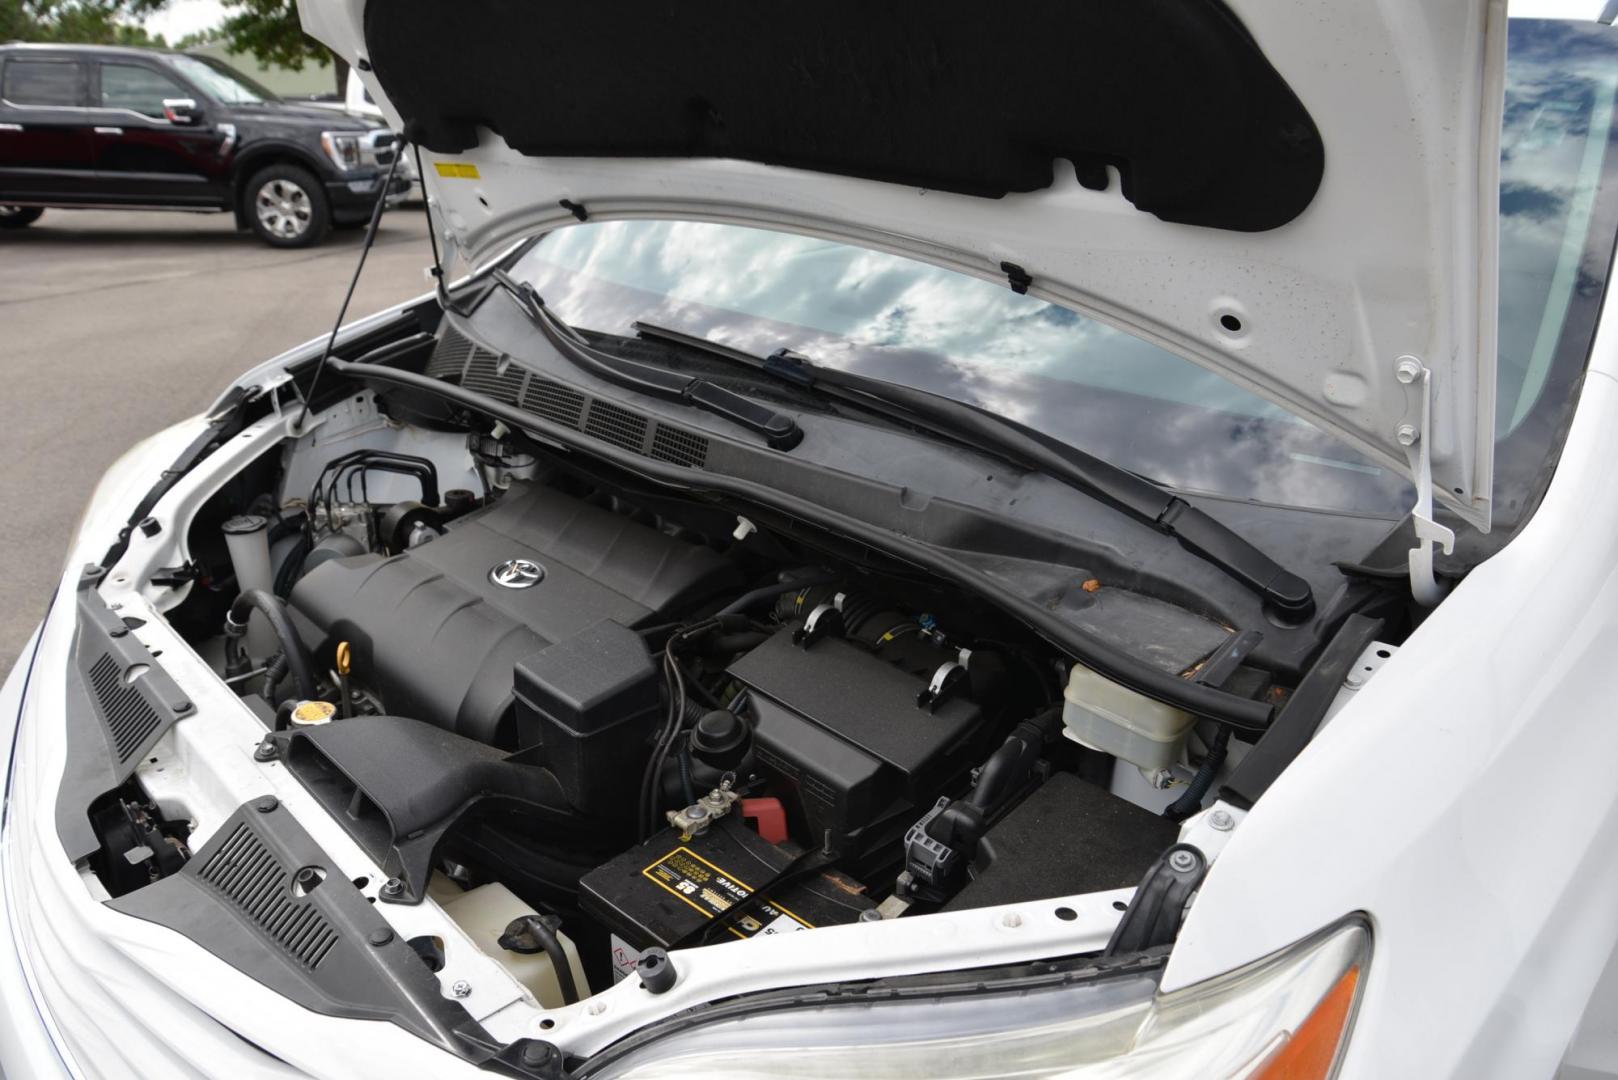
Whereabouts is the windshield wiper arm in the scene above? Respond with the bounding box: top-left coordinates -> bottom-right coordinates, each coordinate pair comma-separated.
634,320 -> 1000,451
635,322 -> 1314,620
487,270 -> 802,450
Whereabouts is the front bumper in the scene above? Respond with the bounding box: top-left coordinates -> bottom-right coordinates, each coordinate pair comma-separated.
0,626 -> 71,1080
0,600 -> 295,1077
326,171 -> 415,223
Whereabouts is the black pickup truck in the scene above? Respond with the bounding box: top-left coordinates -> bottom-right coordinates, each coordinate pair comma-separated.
0,43 -> 409,246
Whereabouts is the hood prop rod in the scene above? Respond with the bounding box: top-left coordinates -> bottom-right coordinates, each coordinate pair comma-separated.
292,150 -> 402,435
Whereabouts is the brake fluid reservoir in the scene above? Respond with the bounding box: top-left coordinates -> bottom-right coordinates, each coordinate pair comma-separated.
1061,663 -> 1195,771
439,883 -> 590,1009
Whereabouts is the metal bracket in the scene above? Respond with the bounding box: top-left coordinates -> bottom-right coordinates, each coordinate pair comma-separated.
792,601 -> 845,648
149,563 -> 200,588
1395,356 -> 1455,607
1176,800 -> 1246,863
916,661 -> 967,711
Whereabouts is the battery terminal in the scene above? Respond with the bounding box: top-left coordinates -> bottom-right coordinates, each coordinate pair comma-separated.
667,774 -> 740,838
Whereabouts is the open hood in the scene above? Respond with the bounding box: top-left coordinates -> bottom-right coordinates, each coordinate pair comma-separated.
301,0 -> 1505,534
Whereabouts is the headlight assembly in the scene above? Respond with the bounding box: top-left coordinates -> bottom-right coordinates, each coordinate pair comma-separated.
588,917 -> 1370,1080
320,131 -> 363,171
321,130 -> 400,173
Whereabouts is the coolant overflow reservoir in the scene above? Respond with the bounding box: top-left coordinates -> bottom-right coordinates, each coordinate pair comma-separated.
1061,663 -> 1195,771
439,883 -> 590,1009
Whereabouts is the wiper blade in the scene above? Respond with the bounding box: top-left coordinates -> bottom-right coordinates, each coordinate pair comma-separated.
488,270 -> 802,450
637,322 -> 1314,620
633,320 -> 773,375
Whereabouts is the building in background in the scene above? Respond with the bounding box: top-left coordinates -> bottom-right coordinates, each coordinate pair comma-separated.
183,37 -> 332,98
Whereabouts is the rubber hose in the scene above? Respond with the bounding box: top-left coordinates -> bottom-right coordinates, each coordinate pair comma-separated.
678,744 -> 696,806
501,916 -> 580,1006
704,631 -> 770,655
261,652 -> 289,703
227,589 -> 319,701
274,697 -> 298,732
718,568 -> 838,616
967,737 -> 1026,812
680,697 -> 709,725
530,917 -> 581,1006
969,707 -> 1065,811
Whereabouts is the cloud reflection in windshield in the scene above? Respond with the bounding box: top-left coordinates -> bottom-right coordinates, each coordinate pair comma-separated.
520,223 -> 1412,516
511,20 -> 1618,526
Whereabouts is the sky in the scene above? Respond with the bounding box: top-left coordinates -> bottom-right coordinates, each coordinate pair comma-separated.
142,0 -> 228,42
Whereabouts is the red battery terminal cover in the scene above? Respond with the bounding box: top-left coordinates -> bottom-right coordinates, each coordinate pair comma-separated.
741,797 -> 789,844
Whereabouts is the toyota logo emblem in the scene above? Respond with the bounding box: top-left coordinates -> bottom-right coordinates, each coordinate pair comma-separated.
489,558 -> 545,589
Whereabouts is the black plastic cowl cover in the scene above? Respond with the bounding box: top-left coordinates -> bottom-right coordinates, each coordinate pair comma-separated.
56,568 -> 194,863
109,799 -> 495,1058
363,0 -> 1324,232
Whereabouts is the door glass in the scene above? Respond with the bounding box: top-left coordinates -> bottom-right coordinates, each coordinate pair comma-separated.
164,55 -> 272,104
99,63 -> 186,120
2,59 -> 83,107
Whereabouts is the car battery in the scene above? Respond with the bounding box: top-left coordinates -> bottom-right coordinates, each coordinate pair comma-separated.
579,813 -> 874,978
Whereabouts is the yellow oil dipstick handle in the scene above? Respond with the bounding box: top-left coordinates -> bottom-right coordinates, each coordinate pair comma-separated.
335,640 -> 353,719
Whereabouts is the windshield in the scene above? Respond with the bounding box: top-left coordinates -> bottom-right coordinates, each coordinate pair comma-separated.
511,18 -> 1618,525
165,53 -> 276,105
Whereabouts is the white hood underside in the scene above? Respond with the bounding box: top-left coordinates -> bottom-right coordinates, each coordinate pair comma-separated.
302,0 -> 1506,533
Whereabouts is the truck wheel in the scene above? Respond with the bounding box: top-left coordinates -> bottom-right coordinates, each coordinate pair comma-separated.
0,206 -> 44,229
245,164 -> 330,248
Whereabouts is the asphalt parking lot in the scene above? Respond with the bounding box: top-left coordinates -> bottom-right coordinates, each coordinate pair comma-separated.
0,206 -> 435,676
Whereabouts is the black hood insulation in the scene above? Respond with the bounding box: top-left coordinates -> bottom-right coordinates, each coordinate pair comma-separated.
363,0 -> 1324,232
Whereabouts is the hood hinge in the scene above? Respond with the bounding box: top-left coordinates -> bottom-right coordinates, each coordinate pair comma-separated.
1396,356 -> 1455,607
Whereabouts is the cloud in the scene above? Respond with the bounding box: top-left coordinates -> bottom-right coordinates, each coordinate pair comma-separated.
142,0 -> 228,41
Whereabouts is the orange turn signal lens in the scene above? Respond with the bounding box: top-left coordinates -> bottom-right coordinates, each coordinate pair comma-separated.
1248,964 -> 1361,1080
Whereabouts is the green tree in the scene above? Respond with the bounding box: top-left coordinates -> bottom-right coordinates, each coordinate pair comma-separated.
171,27 -> 217,50
217,0 -> 346,95
1,0 -> 170,45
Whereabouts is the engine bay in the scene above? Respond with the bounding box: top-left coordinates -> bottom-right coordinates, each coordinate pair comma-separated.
126,431 -> 1179,1003
77,311 -> 1406,1022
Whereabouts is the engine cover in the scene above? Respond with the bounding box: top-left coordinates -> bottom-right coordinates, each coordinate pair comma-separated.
289,483 -> 739,745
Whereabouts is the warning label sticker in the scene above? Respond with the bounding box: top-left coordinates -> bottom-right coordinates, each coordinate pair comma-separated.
433,162 -> 480,179
642,846 -> 811,938
609,934 -> 643,983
